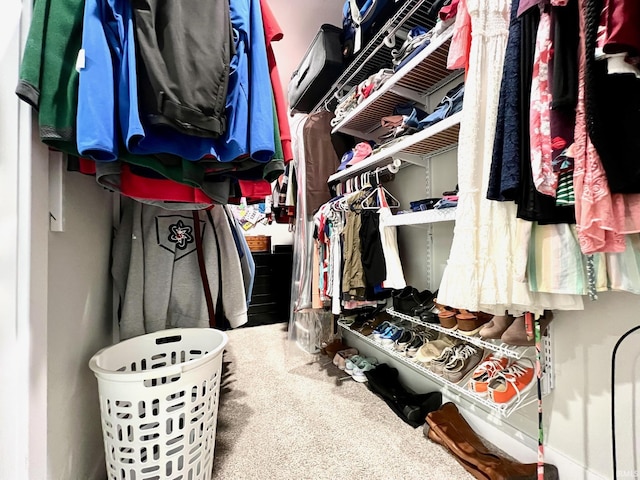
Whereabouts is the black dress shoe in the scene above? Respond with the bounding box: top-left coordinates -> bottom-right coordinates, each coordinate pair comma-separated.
396,289 -> 434,316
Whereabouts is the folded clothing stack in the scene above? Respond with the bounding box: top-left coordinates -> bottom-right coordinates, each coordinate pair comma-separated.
331,68 -> 394,126
378,83 -> 465,145
392,26 -> 431,70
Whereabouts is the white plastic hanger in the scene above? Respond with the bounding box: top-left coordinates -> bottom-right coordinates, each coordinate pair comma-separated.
361,168 -> 399,209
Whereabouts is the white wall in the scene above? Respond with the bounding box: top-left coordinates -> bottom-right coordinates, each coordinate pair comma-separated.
543,295 -> 640,478
47,172 -> 115,480
0,7 -> 30,479
268,0 -> 345,93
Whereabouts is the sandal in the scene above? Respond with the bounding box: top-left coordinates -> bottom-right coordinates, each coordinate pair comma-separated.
456,310 -> 492,336
436,301 -> 458,330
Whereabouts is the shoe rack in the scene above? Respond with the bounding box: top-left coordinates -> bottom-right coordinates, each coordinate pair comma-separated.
338,318 -> 554,418
386,307 -> 530,360
322,0 -> 555,421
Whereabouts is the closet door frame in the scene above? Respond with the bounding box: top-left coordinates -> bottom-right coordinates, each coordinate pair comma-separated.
0,1 -> 48,478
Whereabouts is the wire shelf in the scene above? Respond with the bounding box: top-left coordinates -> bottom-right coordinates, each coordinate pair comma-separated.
312,0 -> 439,113
338,320 -> 539,418
382,207 -> 456,227
331,28 -> 460,138
327,111 -> 461,184
386,308 -> 529,360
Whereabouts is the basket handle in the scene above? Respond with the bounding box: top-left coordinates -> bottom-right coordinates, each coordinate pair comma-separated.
89,359 -> 185,384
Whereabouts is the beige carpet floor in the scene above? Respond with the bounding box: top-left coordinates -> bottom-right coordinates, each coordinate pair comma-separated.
212,323 -> 473,480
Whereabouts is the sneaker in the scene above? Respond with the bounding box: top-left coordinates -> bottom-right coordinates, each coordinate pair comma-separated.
429,345 -> 458,375
332,348 -> 359,370
381,326 -> 404,347
468,354 -> 510,396
359,312 -> 391,336
351,358 -> 378,383
442,344 -> 484,383
344,355 -> 373,375
488,359 -> 535,404
394,329 -> 415,353
406,333 -> 426,358
415,336 -> 456,366
373,323 -> 395,343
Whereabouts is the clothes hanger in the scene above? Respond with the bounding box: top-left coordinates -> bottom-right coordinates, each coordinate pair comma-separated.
362,168 -> 400,209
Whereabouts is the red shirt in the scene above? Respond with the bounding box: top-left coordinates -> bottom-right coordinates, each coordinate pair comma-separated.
260,0 -> 293,162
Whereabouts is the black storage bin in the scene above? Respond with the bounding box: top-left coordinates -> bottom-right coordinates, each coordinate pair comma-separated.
288,24 -> 345,113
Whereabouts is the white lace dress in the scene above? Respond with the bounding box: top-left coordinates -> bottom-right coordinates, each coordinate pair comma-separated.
437,0 -> 583,315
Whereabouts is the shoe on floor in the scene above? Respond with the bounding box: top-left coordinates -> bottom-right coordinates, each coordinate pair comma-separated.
468,353 -> 509,396
443,344 -> 484,383
344,355 -> 368,375
488,358 -> 535,405
332,348 -> 358,370
352,358 -> 378,383
323,339 -> 347,358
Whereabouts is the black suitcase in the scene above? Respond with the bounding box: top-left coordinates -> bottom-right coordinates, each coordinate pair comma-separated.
288,24 -> 344,113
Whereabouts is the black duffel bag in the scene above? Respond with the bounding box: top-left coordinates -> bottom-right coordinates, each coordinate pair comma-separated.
288,24 -> 344,113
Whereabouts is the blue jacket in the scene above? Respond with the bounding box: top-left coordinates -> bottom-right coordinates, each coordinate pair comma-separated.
77,0 -> 143,161
79,0 -> 275,163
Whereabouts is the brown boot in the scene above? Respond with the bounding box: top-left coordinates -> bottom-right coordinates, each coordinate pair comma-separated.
478,315 -> 515,339
426,403 -> 559,480
425,423 -> 490,480
501,312 -> 554,346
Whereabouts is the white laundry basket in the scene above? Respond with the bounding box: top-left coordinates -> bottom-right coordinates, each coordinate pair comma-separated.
89,328 -> 228,480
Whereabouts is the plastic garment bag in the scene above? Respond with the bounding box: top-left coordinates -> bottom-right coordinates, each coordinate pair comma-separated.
286,114 -> 332,354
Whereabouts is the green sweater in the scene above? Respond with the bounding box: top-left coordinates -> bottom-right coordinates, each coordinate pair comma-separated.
17,0 -> 84,155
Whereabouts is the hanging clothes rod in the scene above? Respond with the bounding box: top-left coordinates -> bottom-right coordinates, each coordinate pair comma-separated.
333,158 -> 402,195
335,158 -> 402,184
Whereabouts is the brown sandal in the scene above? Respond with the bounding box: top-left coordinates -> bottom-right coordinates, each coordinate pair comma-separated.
435,299 -> 459,330
456,310 -> 492,336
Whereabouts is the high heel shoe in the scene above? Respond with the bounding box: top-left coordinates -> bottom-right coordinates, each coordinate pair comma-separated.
435,300 -> 458,330
456,310 -> 492,336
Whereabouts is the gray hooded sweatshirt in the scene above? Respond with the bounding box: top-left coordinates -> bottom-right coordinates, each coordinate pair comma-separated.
113,199 -> 247,340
